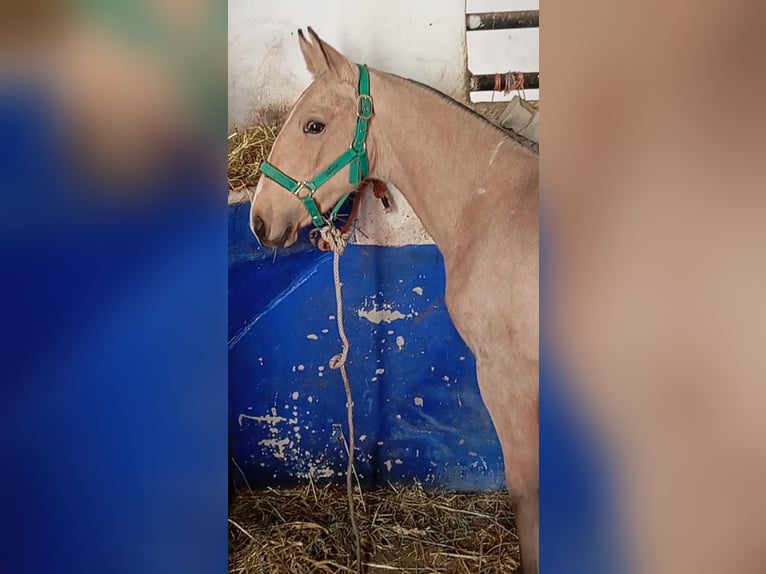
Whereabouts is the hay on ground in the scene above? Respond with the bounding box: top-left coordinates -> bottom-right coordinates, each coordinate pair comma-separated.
228,482 -> 518,574
228,124 -> 282,194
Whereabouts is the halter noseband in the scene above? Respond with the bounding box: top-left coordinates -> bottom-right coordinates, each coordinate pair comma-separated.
259,64 -> 373,228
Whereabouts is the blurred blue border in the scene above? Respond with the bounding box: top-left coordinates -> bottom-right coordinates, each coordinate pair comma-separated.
540,220 -> 627,574
0,86 -> 227,574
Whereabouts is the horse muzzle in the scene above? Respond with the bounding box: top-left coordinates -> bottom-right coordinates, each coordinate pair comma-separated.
251,213 -> 296,248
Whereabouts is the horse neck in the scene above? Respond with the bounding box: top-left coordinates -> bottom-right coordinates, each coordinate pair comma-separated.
367,70 -> 538,254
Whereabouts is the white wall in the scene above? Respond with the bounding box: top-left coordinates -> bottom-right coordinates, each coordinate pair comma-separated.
228,0 -> 467,128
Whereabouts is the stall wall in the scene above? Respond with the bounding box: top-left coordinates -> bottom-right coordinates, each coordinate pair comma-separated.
228,0 -> 468,128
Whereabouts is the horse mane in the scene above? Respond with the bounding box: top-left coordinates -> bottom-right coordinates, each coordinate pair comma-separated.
387,73 -> 522,146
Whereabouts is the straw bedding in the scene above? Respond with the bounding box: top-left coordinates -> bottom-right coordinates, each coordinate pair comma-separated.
228,481 -> 518,573
228,123 -> 282,193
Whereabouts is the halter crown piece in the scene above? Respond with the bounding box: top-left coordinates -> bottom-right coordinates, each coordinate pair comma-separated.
259,64 -> 373,228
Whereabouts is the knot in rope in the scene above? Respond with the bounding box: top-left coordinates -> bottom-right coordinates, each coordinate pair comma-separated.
310,224 -> 351,255
329,352 -> 347,370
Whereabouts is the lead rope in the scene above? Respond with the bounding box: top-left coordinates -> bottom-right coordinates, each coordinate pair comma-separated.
313,222 -> 363,574
310,181 -> 391,573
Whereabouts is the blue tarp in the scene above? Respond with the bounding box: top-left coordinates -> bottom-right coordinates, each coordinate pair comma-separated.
228,203 -> 504,491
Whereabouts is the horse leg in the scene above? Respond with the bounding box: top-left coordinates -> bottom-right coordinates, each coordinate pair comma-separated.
476,358 -> 539,574
513,485 -> 539,574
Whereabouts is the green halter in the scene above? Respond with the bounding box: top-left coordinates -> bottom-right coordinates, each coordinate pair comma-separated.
259,64 -> 373,228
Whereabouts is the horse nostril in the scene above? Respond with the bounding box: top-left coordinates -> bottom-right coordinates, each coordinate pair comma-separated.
252,215 -> 266,239
279,224 -> 293,246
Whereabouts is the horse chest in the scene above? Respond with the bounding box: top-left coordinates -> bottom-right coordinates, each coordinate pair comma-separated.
444,274 -> 504,352
444,252 -> 535,362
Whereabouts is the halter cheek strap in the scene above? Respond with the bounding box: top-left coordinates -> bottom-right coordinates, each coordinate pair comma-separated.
259,64 -> 373,228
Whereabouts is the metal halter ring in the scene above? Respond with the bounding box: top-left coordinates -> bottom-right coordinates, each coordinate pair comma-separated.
294,181 -> 315,199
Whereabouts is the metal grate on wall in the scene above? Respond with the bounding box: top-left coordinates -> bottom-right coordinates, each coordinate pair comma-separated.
466,0 -> 540,102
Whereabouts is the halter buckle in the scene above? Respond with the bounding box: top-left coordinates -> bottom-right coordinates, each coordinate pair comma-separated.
294,181 -> 315,199
357,94 -> 373,119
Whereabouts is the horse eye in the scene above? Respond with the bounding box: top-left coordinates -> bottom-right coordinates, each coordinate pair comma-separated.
303,120 -> 325,135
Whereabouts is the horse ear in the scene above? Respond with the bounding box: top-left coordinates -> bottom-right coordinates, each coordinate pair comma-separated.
303,27 -> 356,84
298,28 -> 327,77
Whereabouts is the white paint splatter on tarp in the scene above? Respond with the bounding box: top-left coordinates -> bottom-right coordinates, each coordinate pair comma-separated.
384,459 -> 393,471
357,300 -> 413,324
310,468 -> 335,479
297,364 -> 305,371
306,333 -> 318,340
291,391 -> 299,400
396,336 -> 405,350
414,397 -> 424,407
258,437 -> 290,459
412,286 -> 424,295
237,413 -> 286,427
375,368 -> 385,375
294,451 -> 337,480
471,456 -> 489,471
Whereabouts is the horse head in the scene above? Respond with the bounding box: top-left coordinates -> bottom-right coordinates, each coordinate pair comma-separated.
250,28 -> 369,247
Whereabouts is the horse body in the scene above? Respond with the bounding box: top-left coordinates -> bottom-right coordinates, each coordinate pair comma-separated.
250,28 -> 539,573
369,70 -> 540,574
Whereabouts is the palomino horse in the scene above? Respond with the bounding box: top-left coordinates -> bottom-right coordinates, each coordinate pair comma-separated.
250,28 -> 539,574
